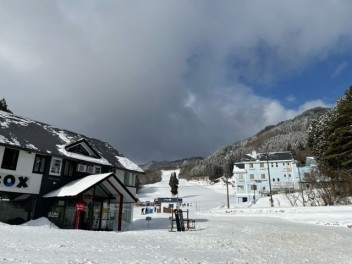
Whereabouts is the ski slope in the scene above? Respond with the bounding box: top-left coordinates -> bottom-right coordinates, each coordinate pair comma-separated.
0,170 -> 351,263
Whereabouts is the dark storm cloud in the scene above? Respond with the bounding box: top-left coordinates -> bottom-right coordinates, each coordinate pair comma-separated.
1,1 -> 351,163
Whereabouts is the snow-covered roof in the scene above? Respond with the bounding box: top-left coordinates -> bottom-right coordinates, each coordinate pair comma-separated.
43,172 -> 137,203
0,111 -> 144,173
116,156 -> 144,173
232,165 -> 246,173
43,173 -> 112,197
243,151 -> 293,162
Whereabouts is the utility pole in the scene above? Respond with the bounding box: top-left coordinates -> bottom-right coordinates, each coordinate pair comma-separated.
226,176 -> 230,208
225,158 -> 233,209
266,153 -> 274,207
297,162 -> 305,206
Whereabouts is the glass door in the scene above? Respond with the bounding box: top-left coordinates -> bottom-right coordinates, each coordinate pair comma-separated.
91,201 -> 102,230
100,201 -> 110,230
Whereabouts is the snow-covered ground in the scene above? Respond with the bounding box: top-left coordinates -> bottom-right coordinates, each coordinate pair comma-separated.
0,170 -> 351,263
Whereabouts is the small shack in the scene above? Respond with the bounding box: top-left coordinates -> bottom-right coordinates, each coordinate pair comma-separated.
155,197 -> 182,213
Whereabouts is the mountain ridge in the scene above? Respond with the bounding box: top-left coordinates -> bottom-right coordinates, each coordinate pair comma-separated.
139,107 -> 329,184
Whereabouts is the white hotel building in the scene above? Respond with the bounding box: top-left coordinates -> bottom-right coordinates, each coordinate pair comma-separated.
232,151 -> 299,203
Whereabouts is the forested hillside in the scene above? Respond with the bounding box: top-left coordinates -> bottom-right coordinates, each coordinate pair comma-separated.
138,107 -> 329,185
179,107 -> 329,180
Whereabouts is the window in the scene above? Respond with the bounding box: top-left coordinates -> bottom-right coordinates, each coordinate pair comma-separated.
289,174 -> 291,177
77,164 -> 87,172
250,174 -> 254,180
237,185 -> 244,191
1,148 -> 19,170
238,173 -> 244,180
87,165 -> 94,174
94,166 -> 101,174
260,163 -> 264,168
49,158 -> 62,176
284,174 -> 286,177
124,171 -> 130,185
63,160 -> 76,177
277,178 -> 280,182
249,163 -> 254,169
131,174 -> 136,186
67,144 -> 90,156
261,173 -> 266,180
276,163 -> 278,167
273,178 -> 275,182
33,155 -> 47,173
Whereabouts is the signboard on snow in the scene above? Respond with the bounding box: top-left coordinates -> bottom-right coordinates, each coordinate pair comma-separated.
175,209 -> 185,232
157,197 -> 183,203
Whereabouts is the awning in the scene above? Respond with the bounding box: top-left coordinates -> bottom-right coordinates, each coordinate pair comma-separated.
43,172 -> 137,203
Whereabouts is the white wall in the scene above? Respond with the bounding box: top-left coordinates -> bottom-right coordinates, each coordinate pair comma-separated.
0,146 -> 43,194
115,169 -> 124,182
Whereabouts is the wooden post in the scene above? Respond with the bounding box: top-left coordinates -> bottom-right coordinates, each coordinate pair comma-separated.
170,208 -> 174,231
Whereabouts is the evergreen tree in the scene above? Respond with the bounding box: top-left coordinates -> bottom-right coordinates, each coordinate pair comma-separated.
209,165 -> 223,181
307,108 -> 335,167
0,98 -> 13,113
325,86 -> 352,171
224,156 -> 234,178
169,172 -> 179,196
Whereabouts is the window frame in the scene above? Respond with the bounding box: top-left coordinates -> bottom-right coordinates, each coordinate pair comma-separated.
94,165 -> 102,174
237,185 -> 244,191
87,165 -> 94,174
32,154 -> 47,174
49,157 -> 63,176
124,171 -> 130,185
1,148 -> 20,171
63,159 -> 76,177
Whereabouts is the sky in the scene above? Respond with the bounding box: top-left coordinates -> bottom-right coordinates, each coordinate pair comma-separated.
1,1 -> 352,163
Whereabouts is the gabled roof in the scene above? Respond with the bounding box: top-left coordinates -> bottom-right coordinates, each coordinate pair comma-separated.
64,139 -> 101,159
43,172 -> 137,203
0,111 -> 144,173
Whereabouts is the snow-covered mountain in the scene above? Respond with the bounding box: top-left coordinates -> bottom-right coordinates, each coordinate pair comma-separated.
139,107 -> 328,184
181,107 -> 328,179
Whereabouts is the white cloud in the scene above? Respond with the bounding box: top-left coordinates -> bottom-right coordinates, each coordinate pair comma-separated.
297,100 -> 333,112
0,1 -> 351,162
331,61 -> 348,79
285,95 -> 297,103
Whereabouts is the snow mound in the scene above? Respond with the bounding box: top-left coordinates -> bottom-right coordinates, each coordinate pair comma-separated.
21,217 -> 59,229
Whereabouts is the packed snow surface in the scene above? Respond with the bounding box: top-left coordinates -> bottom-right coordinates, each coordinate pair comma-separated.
1,170 -> 351,263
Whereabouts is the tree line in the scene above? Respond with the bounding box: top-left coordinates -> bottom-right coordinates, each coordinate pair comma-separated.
0,98 -> 13,113
306,86 -> 352,205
